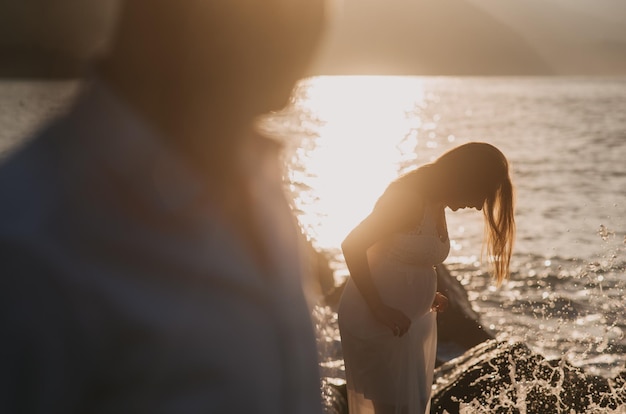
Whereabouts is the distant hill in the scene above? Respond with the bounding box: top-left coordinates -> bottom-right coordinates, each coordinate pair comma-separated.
0,1 -> 116,78
465,0 -> 626,76
310,0 -> 626,76
309,0 -> 554,76
2,0 -> 625,78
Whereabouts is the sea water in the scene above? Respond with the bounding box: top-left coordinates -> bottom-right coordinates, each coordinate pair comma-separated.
0,79 -> 80,157
259,76 -> 626,383
2,76 -> 626,410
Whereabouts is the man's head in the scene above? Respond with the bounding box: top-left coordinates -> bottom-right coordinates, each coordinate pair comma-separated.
103,0 -> 326,119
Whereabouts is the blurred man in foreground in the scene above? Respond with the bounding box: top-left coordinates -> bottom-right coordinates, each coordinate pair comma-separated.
0,1 -> 326,412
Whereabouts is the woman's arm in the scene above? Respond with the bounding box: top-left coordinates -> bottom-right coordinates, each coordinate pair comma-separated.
341,188 -> 423,337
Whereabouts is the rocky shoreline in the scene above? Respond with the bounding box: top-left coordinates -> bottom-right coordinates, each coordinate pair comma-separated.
316,260 -> 626,413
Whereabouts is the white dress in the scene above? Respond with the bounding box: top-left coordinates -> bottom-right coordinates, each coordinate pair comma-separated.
338,204 -> 450,414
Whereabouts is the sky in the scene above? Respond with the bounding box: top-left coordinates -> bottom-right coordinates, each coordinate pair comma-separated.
1,0 -> 625,77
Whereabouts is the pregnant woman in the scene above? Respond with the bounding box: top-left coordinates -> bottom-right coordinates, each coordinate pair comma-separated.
338,142 -> 515,414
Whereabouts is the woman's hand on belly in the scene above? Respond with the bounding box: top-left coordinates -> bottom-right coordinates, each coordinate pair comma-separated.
371,302 -> 412,337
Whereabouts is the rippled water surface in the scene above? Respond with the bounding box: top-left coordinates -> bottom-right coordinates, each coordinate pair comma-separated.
2,77 -> 625,407
261,76 -> 626,379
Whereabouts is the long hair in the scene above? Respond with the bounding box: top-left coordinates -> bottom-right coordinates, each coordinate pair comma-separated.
434,142 -> 516,285
483,167 -> 515,285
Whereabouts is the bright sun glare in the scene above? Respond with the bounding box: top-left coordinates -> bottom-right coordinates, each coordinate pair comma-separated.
286,76 -> 427,250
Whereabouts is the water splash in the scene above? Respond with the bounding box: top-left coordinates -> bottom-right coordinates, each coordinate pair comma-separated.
451,252 -> 626,379
598,224 -> 615,241
432,340 -> 626,413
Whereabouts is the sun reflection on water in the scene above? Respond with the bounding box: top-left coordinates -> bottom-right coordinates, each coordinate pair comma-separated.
259,76 -> 626,385
279,76 -> 428,250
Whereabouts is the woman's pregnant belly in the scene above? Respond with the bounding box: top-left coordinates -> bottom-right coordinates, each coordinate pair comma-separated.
371,258 -> 438,321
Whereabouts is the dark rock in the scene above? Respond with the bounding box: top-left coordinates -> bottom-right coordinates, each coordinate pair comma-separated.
315,248 -> 343,306
430,340 -> 626,413
321,380 -> 348,414
435,264 -> 494,363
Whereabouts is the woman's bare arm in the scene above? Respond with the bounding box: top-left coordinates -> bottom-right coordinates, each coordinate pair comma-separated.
341,188 -> 424,336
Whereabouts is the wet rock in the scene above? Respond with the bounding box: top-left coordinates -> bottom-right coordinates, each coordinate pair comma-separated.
435,264 -> 494,363
321,380 -> 348,414
314,248 -> 337,299
430,340 -> 626,413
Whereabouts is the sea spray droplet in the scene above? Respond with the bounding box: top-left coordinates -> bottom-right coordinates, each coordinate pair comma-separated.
597,224 -> 614,241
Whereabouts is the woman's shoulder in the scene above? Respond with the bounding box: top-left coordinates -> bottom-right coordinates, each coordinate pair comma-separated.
378,167 -> 429,205
371,182 -> 426,231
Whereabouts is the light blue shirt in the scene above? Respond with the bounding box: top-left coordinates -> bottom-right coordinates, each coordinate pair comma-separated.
0,80 -> 323,413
